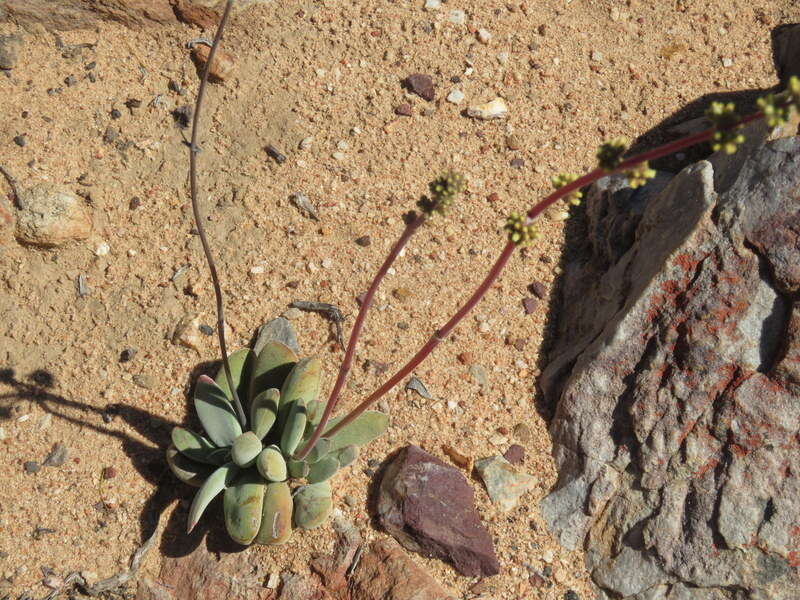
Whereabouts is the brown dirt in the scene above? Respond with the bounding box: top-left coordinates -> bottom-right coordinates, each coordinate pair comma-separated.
0,1 -> 796,599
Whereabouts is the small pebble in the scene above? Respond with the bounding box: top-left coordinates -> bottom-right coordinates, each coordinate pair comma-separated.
514,423 -> 532,442
332,151 -> 346,161
0,34 -> 23,70
24,461 -> 41,474
404,73 -> 435,101
119,347 -> 137,362
103,126 -> 119,143
64,75 -> 78,87
528,281 -> 547,299
102,466 -> 117,480
299,136 -> 313,150
110,108 -> 122,120
505,134 -> 521,150
529,573 -> 547,588
504,444 -> 525,465
283,307 -> 303,320
721,57 -> 733,68
496,51 -> 510,65
477,28 -> 492,43
199,324 -> 214,336
43,443 -> 68,467
469,364 -> 488,386
466,97 -> 508,120
133,373 -> 156,390
13,135 -> 26,147
266,144 -> 287,164
395,103 -> 413,117
393,287 -> 412,302
591,50 -> 603,62
424,0 -> 441,9
397,321 -> 409,330
510,157 -> 525,169
448,9 -> 467,25
355,235 -> 371,247
522,297 -> 539,314
564,591 -> 580,600
446,89 -> 465,104
94,242 -> 110,256
344,495 -> 359,507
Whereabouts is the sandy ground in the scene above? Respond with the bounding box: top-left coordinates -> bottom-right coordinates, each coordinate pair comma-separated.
0,1 -> 796,598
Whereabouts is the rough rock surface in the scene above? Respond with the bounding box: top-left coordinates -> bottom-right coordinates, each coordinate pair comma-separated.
474,455 -> 536,512
136,543 -> 271,600
349,539 -> 456,600
1,0 -> 268,31
376,445 -> 500,577
15,183 -> 92,247
539,124 -> 800,599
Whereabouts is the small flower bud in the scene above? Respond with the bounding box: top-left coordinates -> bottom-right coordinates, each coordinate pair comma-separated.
551,173 -> 583,206
705,101 -> 745,155
597,137 -> 628,171
426,171 -> 467,216
625,161 -> 656,189
504,212 -> 539,246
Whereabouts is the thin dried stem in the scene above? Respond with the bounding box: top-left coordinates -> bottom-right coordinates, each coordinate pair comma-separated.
188,0 -> 247,428
325,107 -> 769,435
296,212 -> 427,459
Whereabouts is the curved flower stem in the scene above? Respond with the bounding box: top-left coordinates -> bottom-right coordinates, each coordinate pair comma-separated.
322,242 -> 515,440
295,212 -> 428,459
188,0 -> 247,428
323,108 -> 768,435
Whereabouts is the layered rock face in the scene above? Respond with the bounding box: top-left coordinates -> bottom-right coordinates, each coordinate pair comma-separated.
540,124 -> 800,599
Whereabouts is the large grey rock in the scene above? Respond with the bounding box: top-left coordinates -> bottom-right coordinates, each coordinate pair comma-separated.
539,123 -> 800,599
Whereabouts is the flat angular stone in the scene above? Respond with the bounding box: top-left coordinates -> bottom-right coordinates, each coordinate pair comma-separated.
376,445 -> 499,577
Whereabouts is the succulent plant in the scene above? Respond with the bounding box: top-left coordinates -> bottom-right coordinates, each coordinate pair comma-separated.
166,326 -> 389,545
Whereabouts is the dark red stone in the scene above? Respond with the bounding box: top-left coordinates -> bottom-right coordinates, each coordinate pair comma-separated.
522,297 -> 539,314
503,444 -> 525,465
376,445 -> 500,577
403,74 -> 435,102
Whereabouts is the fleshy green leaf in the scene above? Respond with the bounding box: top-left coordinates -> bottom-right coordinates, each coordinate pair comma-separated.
215,349 -> 254,407
326,412 -> 389,452
305,438 -> 332,464
293,481 -> 333,530
307,455 -> 339,484
171,426 -> 227,465
187,462 -> 239,533
305,399 -> 325,426
231,432 -> 262,467
250,341 -> 298,401
280,399 -> 308,456
278,358 -> 321,427
250,388 -> 279,439
335,444 -> 359,469
255,481 -> 293,545
224,470 -> 265,545
287,458 -> 310,479
166,444 -> 215,487
256,446 -> 287,482
194,375 -> 242,447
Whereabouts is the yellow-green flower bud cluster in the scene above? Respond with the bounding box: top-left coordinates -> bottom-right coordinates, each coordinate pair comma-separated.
625,162 -> 656,189
551,173 -> 583,206
597,137 -> 628,171
504,212 -> 539,246
705,102 -> 745,155
426,172 -> 467,216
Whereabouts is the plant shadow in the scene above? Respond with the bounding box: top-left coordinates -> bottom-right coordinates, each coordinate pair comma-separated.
0,360 -> 248,560
532,23 -> 800,423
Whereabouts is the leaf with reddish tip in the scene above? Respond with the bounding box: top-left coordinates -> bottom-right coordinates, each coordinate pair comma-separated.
187,462 -> 238,533
166,444 -> 215,487
194,375 -> 242,447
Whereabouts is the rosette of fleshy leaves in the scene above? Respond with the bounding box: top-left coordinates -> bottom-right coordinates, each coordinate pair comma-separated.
166,337 -> 389,545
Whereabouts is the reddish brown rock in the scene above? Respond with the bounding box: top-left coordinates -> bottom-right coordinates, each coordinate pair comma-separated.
191,44 -> 235,82
350,539 -> 455,600
376,445 -> 500,577
403,74 -> 435,102
503,444 -> 525,465
2,0 -> 174,30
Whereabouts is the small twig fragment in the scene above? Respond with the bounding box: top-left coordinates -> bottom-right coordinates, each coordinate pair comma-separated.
290,300 -> 345,348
